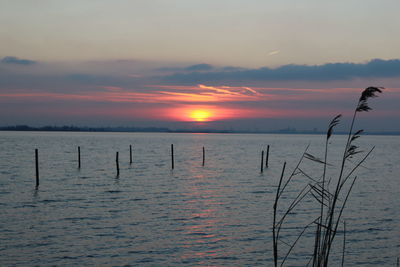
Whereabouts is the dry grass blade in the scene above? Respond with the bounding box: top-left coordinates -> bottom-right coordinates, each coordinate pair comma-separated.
314,221 -> 332,231
273,161 -> 286,267
309,184 -> 332,207
276,185 -> 312,231
350,129 -> 364,142
310,191 -> 329,207
280,219 -> 318,267
279,239 -> 293,247
325,176 -> 358,264
297,168 -> 319,183
341,221 -> 346,267
340,147 -> 374,190
278,145 -> 310,199
310,183 -> 334,199
304,153 -> 330,165
327,114 -> 342,140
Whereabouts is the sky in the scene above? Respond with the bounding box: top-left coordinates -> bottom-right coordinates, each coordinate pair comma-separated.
1,0 -> 400,132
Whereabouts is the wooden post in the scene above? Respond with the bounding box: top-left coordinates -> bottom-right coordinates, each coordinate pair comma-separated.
78,146 -> 81,169
116,152 -> 120,176
171,144 -> 174,169
265,145 -> 270,168
260,150 -> 264,173
202,146 -> 205,166
129,145 -> 132,164
35,149 -> 39,187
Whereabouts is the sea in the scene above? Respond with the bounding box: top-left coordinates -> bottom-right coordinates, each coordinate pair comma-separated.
0,131 -> 399,266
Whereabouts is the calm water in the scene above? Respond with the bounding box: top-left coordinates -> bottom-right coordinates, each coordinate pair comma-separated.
0,131 -> 399,266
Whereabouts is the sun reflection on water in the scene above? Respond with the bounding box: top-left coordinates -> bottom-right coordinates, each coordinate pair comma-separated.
177,148 -> 237,264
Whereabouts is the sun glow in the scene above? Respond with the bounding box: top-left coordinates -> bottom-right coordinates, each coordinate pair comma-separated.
167,105 -> 259,122
189,109 -> 212,122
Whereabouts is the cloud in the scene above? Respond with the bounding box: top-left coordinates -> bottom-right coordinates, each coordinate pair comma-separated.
157,63 -> 251,74
162,59 -> 400,83
156,63 -> 214,72
185,63 -> 214,71
1,56 -> 37,65
268,50 -> 280,56
221,66 -> 248,71
0,83 -> 265,104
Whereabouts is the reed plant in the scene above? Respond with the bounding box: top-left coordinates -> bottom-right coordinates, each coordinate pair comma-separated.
272,87 -> 383,267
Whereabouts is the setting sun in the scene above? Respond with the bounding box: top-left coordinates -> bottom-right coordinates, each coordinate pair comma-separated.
167,105 -> 258,122
189,109 -> 212,122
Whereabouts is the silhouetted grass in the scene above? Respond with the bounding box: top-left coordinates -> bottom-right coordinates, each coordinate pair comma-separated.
272,87 -> 383,267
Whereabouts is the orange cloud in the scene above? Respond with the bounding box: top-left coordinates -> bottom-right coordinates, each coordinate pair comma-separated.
0,84 -> 269,104
153,84 -> 265,102
2,86 -> 398,106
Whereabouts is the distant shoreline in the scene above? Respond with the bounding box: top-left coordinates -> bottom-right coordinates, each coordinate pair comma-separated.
1,125 -> 399,136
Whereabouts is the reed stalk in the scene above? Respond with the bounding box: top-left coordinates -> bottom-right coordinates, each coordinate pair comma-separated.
272,87 -> 383,266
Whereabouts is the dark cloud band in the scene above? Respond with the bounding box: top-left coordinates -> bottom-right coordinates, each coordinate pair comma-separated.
163,59 -> 400,83
1,56 -> 37,65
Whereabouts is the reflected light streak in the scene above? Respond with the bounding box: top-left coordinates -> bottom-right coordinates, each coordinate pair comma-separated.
177,154 -> 239,263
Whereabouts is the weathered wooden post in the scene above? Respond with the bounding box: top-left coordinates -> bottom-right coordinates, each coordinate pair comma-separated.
202,146 -> 205,166
35,149 -> 39,187
116,152 -> 120,176
260,150 -> 264,173
78,146 -> 81,169
265,145 -> 270,168
129,145 -> 132,164
171,144 -> 174,169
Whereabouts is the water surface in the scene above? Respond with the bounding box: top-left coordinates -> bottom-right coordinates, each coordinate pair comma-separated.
0,132 -> 399,266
